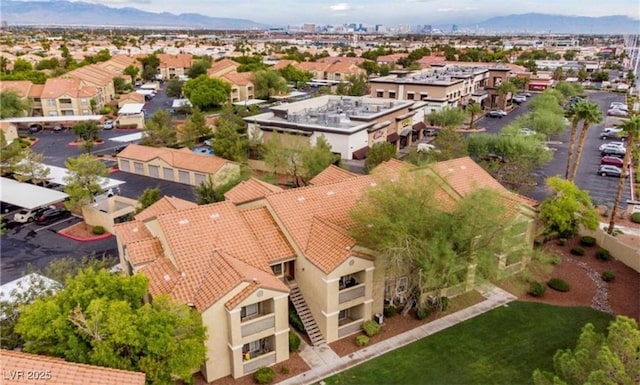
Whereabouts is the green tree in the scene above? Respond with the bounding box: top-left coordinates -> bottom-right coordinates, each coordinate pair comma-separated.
607,116 -> 640,234
112,77 -> 129,94
183,75 -> 231,111
63,154 -> 109,212
165,78 -> 184,98
0,90 -> 31,118
497,81 -> 518,110
555,82 -> 583,99
137,187 -> 161,213
300,135 -> 337,182
123,64 -> 139,84
12,58 -> 33,72
0,131 -> 25,176
466,103 -> 483,129
360,60 -> 380,75
14,148 -> 50,185
141,110 -> 177,147
432,127 -> 469,161
569,101 -> 603,181
94,49 -> 111,62
538,176 -> 599,238
72,121 -> 100,153
15,268 -> 207,385
564,103 -> 582,179
350,173 -> 523,307
591,70 -> 609,82
426,107 -> 466,130
533,316 -> 639,385
553,67 -> 565,81
137,54 -> 160,81
336,74 -> 369,96
212,117 -> 248,162
186,59 -> 211,79
278,64 -> 312,89
364,141 -> 397,173
525,110 -> 567,139
194,171 -> 250,204
252,70 -> 289,99
577,68 -> 588,82
181,107 -> 210,147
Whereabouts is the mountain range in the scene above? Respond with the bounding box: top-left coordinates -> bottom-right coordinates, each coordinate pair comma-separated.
1,1 -> 638,34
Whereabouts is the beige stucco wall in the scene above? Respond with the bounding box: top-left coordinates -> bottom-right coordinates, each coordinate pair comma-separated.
117,113 -> 145,129
81,196 -> 137,233
580,227 -> 640,272
201,285 -> 290,382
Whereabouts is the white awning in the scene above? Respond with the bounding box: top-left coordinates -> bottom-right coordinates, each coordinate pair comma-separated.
41,165 -> 125,190
0,115 -> 103,124
135,89 -> 155,96
233,99 -> 267,106
118,103 -> 145,115
0,177 -> 68,209
109,133 -> 143,143
172,99 -> 193,108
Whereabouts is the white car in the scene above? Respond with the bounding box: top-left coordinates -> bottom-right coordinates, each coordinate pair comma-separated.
599,142 -> 625,152
93,187 -> 120,202
14,206 -> 54,223
103,120 -> 114,130
603,127 -> 623,134
609,102 -> 628,111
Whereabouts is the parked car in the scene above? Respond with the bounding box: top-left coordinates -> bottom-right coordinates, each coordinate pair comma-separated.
193,147 -> 214,155
423,128 -> 439,137
600,131 -> 628,141
600,156 -> 625,167
480,153 -> 506,163
93,187 -> 120,202
1,202 -> 20,214
485,110 -> 507,118
14,206 -> 53,223
599,141 -> 625,151
103,120 -> 114,130
601,146 -> 626,157
513,95 -> 527,104
52,124 -> 65,132
29,123 -> 43,133
609,102 -> 628,110
520,92 -> 532,97
607,109 -> 628,117
35,207 -> 70,225
598,165 -> 622,177
603,127 -> 623,134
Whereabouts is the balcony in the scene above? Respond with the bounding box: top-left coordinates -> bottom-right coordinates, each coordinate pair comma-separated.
338,283 -> 365,304
243,351 -> 276,374
59,102 -> 74,109
241,313 -> 275,337
337,319 -> 363,338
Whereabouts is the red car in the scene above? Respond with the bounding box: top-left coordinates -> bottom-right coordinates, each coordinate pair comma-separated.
600,156 -> 625,167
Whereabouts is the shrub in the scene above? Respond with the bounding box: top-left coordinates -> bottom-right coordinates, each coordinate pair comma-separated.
570,246 -> 585,256
279,366 -> 290,375
96,154 -> 104,157
254,367 -> 275,384
528,281 -> 546,297
288,331 -> 300,353
579,236 -> 596,247
91,225 -> 105,235
596,248 -> 612,261
557,238 -> 568,246
547,278 -> 571,292
288,307 -> 305,332
601,271 -> 616,282
415,307 -> 431,320
631,212 -> 640,223
362,320 -> 381,337
383,305 -> 397,318
550,255 -> 561,265
355,335 -> 370,347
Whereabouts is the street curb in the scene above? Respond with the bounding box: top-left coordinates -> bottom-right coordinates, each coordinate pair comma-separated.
57,231 -> 113,242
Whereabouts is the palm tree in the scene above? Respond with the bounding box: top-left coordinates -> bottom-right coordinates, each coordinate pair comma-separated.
569,101 -> 603,181
496,81 -> 517,110
608,116 -> 640,234
564,104 -> 581,179
466,103 -> 483,129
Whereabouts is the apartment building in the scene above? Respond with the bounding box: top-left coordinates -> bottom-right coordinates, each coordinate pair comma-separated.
40,78 -> 100,117
99,54 -> 143,82
156,53 -> 193,80
63,64 -> 118,108
221,71 -> 255,103
113,157 -> 537,382
244,95 -> 422,158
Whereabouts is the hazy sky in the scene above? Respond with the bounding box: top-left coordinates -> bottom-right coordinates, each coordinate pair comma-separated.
54,0 -> 640,25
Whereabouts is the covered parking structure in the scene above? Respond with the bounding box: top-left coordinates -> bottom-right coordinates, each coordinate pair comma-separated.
41,165 -> 125,191
0,177 -> 68,210
0,115 -> 104,126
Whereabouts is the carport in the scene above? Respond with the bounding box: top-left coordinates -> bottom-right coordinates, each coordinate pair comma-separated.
43,165 -> 125,191
0,177 -> 68,209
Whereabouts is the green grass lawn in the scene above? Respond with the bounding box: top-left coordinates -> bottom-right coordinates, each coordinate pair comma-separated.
323,301 -> 613,385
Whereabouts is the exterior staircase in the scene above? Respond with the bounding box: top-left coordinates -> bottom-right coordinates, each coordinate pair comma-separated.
289,284 -> 325,346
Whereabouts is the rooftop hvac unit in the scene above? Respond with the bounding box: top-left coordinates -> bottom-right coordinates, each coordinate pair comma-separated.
328,114 -> 341,126
317,112 -> 327,124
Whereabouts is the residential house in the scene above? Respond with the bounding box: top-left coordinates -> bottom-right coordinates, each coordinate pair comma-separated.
63,64 -> 118,108
113,156 -> 537,382
156,53 -> 193,80
115,144 -> 241,187
207,58 -> 241,78
221,72 -> 255,103
0,350 -> 145,385
244,95 -> 420,159
376,53 -> 409,66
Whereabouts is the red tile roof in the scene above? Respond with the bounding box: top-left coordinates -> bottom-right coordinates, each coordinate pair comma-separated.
221,71 -> 253,86
0,349 -> 145,385
113,221 -> 154,247
224,177 -> 282,204
305,217 -> 358,274
127,238 -> 164,266
240,207 -> 295,263
0,80 -> 32,97
134,196 -> 197,222
309,165 -> 359,185
117,144 -> 236,176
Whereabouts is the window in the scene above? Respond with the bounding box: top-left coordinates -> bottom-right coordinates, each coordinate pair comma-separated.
59,98 -> 72,104
407,92 -> 415,100
241,303 -> 259,320
47,99 -> 56,106
81,98 -> 88,105
339,308 -> 350,320
244,340 -> 260,354
388,91 -> 396,99
270,264 -> 282,276
376,91 -> 384,98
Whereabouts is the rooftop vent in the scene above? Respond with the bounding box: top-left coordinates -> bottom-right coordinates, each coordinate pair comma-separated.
132,227 -> 138,233
163,274 -> 171,281
297,196 -> 305,202
178,219 -> 189,225
210,213 -> 220,219
326,191 -> 335,196
370,182 -> 377,187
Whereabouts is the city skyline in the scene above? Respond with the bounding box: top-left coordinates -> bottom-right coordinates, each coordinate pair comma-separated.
11,0 -> 640,26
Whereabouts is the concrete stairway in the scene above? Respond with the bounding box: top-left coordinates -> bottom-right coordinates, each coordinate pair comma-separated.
289,285 -> 325,346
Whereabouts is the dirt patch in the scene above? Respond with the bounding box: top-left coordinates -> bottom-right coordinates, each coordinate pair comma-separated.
194,353 -> 309,385
329,290 -> 485,358
58,222 -> 111,241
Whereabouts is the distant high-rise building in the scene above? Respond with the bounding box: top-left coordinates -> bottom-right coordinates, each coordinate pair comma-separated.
452,24 -> 459,33
303,23 -> 316,33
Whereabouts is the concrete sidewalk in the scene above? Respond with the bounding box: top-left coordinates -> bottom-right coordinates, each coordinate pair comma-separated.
278,284 -> 517,385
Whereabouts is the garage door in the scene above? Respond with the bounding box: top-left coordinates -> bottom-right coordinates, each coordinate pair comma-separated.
120,160 -> 130,172
162,167 -> 173,181
149,165 -> 159,178
194,173 -> 206,185
178,170 -> 190,184
134,162 -> 144,174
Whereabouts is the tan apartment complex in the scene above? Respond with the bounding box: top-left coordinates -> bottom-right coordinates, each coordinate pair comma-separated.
113,157 -> 538,383
156,53 -> 193,80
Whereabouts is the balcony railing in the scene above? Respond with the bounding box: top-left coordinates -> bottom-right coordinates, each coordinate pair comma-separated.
243,351 -> 276,374
338,283 -> 365,304
337,319 -> 363,338
241,313 -> 275,337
